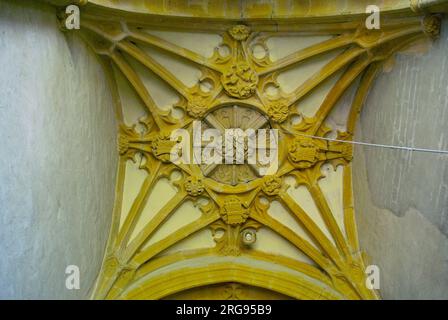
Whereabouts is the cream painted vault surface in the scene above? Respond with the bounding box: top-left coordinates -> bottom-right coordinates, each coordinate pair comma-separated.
0,0 -> 447,300
0,0 -> 116,299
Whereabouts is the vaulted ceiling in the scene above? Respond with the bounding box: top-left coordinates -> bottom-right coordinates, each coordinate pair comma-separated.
44,0 -> 447,299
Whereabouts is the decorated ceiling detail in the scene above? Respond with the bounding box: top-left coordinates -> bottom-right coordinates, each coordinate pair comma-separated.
54,0 -> 444,300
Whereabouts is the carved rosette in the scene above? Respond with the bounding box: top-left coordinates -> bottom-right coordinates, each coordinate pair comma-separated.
266,101 -> 289,123
228,25 -> 250,41
184,176 -> 205,197
186,98 -> 208,118
221,62 -> 258,99
262,176 -> 283,196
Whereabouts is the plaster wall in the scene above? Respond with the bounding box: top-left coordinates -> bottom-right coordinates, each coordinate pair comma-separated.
0,0 -> 117,299
353,19 -> 448,299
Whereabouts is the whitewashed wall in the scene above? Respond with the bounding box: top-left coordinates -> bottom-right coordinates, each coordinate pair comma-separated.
0,0 -> 117,299
354,19 -> 448,299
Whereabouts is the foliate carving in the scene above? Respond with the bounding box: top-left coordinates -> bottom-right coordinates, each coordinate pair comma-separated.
262,176 -> 282,196
184,176 -> 205,197
117,122 -> 153,161
221,62 -> 258,99
187,98 -> 208,118
326,133 -> 353,165
220,196 -> 249,225
266,101 -> 289,123
118,134 -> 131,156
222,283 -> 243,299
151,132 -> 178,163
423,15 -> 441,39
228,25 -> 250,41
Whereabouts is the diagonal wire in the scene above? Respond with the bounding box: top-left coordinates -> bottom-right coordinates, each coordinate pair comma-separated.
295,133 -> 448,155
